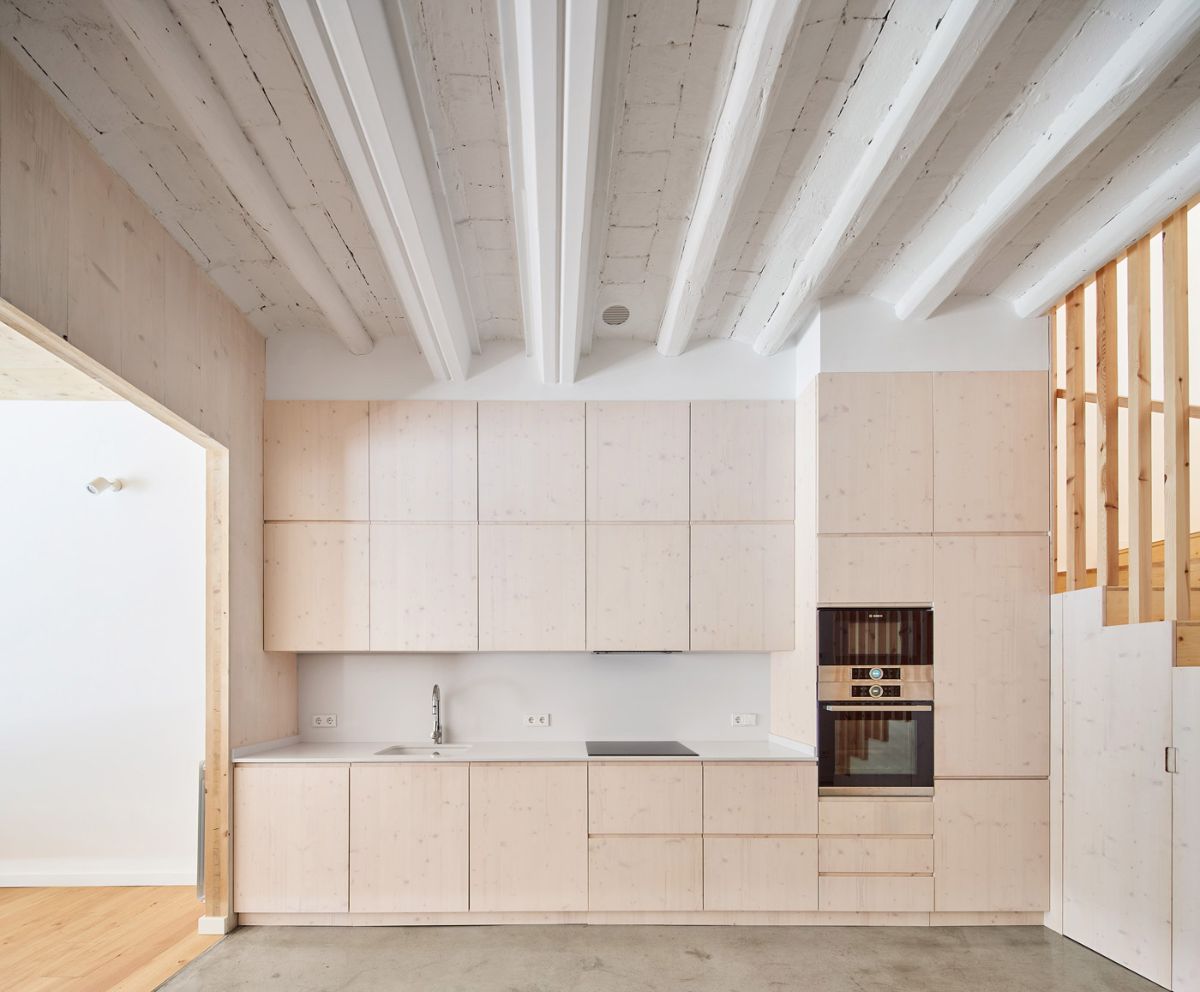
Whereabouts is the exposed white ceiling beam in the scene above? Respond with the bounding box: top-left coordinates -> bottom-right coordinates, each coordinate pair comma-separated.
751,0 -> 1015,356
103,0 -> 375,356
894,0 -> 1200,322
280,0 -> 476,381
656,0 -> 804,359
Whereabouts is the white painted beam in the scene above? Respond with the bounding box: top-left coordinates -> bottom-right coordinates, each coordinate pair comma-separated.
280,0 -> 476,381
103,0 -> 375,356
752,0 -> 1015,355
894,0 -> 1200,322
656,0 -> 804,359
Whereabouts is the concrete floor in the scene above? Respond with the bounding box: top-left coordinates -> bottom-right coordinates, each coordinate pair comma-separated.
160,925 -> 1162,992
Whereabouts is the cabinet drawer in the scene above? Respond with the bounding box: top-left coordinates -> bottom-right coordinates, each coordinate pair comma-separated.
819,874 -> 934,913
588,763 -> 702,834
704,763 -> 817,834
818,798 -> 934,836
589,836 -> 702,911
704,837 -> 817,911
818,837 -> 933,874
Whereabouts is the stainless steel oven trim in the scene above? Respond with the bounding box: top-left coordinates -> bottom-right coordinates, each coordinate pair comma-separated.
823,704 -> 933,712
819,786 -> 935,797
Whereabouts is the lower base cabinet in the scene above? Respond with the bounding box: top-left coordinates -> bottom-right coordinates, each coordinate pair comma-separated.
819,875 -> 934,912
590,836 -> 703,911
704,837 -> 818,911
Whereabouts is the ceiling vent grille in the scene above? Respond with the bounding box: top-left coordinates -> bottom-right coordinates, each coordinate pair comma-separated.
601,304 -> 630,326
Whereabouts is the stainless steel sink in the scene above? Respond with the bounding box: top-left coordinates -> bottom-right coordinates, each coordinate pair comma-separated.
374,744 -> 472,757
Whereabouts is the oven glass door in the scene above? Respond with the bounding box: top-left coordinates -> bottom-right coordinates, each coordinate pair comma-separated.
818,701 -> 933,790
818,607 -> 932,667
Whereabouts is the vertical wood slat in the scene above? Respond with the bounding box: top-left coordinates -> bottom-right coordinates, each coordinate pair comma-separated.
1095,261 -> 1120,586
1127,237 -> 1153,622
1163,209 -> 1191,621
1064,287 -> 1087,590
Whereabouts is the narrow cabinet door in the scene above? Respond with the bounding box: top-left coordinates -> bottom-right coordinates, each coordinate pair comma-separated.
691,524 -> 795,651
587,524 -> 690,651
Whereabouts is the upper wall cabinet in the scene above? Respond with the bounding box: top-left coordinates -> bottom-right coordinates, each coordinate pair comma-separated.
587,524 -> 690,651
933,372 -> 1049,532
818,374 -> 933,533
264,401 -> 369,520
479,402 -> 584,521
369,401 -> 476,521
691,401 -> 795,521
585,402 -> 690,521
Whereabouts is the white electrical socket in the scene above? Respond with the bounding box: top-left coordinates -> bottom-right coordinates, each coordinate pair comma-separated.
731,713 -> 758,727
524,714 -> 550,727
311,714 -> 337,728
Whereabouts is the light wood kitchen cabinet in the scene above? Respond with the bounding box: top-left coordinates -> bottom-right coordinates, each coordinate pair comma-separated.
703,837 -> 818,911
349,763 -> 469,913
478,401 -> 584,521
264,400 -> 369,521
933,372 -> 1049,532
690,401 -> 795,521
691,523 -> 795,651
817,836 -> 933,874
264,522 -> 369,651
588,762 -> 702,834
817,534 -> 933,604
589,836 -> 703,911
703,763 -> 817,835
934,535 -> 1050,777
368,400 -> 476,521
469,763 -> 588,912
587,524 -> 690,651
478,524 -> 585,651
817,373 -> 933,533
934,778 -> 1050,912
818,798 -> 933,836
369,524 -> 477,651
819,875 -> 934,913
585,401 -> 689,521
233,764 -> 349,913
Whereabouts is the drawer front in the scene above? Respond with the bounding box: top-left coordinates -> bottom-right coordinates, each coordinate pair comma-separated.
703,837 -> 818,912
819,874 -> 934,913
818,836 -> 934,874
588,763 -> 702,834
704,763 -> 817,834
589,836 -> 702,911
818,798 -> 934,836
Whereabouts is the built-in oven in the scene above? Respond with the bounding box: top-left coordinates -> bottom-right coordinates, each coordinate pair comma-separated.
818,607 -> 932,668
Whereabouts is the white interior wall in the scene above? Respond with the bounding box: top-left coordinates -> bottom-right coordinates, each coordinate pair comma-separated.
0,401 -> 205,885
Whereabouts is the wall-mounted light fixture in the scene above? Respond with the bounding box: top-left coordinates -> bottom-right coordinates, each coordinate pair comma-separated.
86,477 -> 124,495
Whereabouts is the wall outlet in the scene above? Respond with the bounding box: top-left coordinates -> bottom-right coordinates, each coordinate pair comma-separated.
311,714 -> 337,728
731,713 -> 758,727
524,713 -> 550,727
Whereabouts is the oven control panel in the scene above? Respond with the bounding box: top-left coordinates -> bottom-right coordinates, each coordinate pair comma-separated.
851,684 -> 901,698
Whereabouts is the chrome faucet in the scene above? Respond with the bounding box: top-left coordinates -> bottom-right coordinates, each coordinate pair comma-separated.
431,684 -> 443,745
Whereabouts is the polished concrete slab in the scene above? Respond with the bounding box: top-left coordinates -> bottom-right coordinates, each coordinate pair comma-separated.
161,925 -> 1162,992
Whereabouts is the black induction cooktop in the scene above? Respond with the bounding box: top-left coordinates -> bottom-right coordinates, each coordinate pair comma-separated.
585,740 -> 698,757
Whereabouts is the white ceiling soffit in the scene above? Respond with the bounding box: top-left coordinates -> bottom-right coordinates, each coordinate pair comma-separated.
102,0 -> 374,356
280,0 -> 477,381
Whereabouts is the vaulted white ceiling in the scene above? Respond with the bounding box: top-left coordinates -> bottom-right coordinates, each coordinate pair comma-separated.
2,0 -> 1198,382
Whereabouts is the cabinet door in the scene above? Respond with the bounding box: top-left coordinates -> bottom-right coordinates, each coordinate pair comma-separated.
933,372 -> 1049,532
1175,669 -> 1200,992
818,798 -> 933,835
469,764 -> 587,912
589,836 -> 702,911
264,522 -> 369,651
586,401 -> 689,521
587,524 -> 689,650
478,401 -> 584,521
368,401 -> 476,521
703,763 -> 817,834
588,763 -> 702,834
691,523 -> 794,651
934,779 -> 1049,912
349,764 -> 468,913
691,401 -> 795,521
817,534 -> 933,605
934,536 -> 1049,777
369,524 -> 477,651
264,401 -> 369,521
704,837 -> 817,911
819,875 -> 933,913
478,524 -> 585,650
233,764 -> 349,913
817,373 -> 933,533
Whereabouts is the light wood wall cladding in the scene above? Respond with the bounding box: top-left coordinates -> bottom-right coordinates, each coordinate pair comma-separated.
818,798 -> 934,836
817,535 -> 933,605
690,401 -> 796,521
233,765 -> 349,913
264,401 -> 369,520
349,764 -> 469,913
817,373 -> 933,532
478,524 -> 586,651
469,763 -> 588,912
1174,669 -> 1200,992
585,401 -> 690,521
703,837 -> 818,911
369,401 -> 477,521
933,372 -> 1049,532
586,524 -> 690,651
588,836 -> 703,911
934,779 -> 1050,912
933,535 -> 1050,777
369,524 -> 478,651
703,763 -> 817,835
264,523 -> 369,652
819,875 -> 934,913
691,523 -> 795,651
478,401 -> 585,521
587,763 -> 702,834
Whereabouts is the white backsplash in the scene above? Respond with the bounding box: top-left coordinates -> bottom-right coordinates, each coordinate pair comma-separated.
298,652 -> 771,743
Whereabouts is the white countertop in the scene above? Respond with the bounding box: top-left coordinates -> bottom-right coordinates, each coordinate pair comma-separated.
233,739 -> 816,764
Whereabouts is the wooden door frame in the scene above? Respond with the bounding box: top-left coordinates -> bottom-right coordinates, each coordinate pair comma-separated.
0,297 -> 232,927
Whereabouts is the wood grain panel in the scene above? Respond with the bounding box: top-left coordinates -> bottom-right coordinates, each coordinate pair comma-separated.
1162,208 -> 1190,620
587,524 -> 689,651
1174,668 -> 1200,992
691,523 -> 794,651
369,400 -> 477,521
818,798 -> 933,836
1064,291 -> 1086,588
703,837 -> 818,911
703,763 -> 817,835
817,837 -> 933,874
588,836 -> 702,911
1127,237 -> 1153,622
819,875 -> 933,913
478,401 -> 584,521
587,763 -> 702,835
690,401 -> 795,521
817,535 -> 933,605
1094,262 -> 1119,585
585,401 -> 689,521
263,401 -> 369,521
